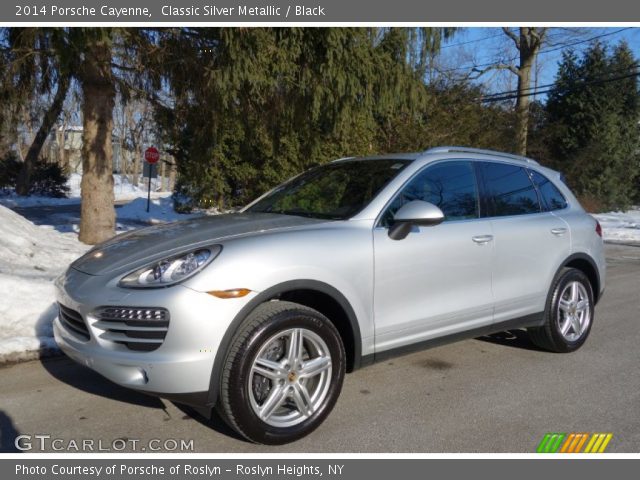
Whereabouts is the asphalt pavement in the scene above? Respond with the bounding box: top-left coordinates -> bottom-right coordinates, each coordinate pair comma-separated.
11,202 -> 150,232
0,244 -> 638,453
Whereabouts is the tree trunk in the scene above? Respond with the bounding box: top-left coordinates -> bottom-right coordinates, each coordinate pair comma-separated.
515,52 -> 534,156
160,157 -> 166,191
132,156 -> 139,186
16,75 -> 70,195
132,144 -> 141,187
78,35 -> 116,245
56,126 -> 68,171
513,27 -> 544,156
168,159 -> 176,192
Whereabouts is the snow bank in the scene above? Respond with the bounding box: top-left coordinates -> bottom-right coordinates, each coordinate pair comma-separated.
0,194 -> 202,363
0,173 -> 171,208
116,196 -> 201,224
593,209 -> 640,245
0,205 -> 89,363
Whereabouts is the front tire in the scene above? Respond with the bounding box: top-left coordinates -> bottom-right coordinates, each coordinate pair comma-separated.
528,268 -> 594,353
217,301 -> 346,444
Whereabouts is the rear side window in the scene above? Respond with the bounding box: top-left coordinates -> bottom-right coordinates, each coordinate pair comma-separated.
381,161 -> 479,226
529,170 -> 568,211
481,162 -> 541,217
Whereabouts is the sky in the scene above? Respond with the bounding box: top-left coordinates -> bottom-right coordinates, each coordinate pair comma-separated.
438,27 -> 640,100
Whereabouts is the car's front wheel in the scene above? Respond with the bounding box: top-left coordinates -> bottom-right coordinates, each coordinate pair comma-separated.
217,301 -> 345,444
528,267 -> 594,352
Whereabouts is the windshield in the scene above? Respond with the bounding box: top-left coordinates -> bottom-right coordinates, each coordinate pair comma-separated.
247,159 -> 410,220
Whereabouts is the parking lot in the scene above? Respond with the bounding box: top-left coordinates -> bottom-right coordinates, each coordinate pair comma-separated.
0,243 -> 638,453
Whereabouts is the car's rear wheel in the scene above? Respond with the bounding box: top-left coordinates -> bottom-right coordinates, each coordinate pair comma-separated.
528,267 -> 594,352
217,301 -> 345,444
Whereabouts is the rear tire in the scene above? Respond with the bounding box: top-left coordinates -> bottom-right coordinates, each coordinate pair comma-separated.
217,301 -> 345,444
528,268 -> 594,353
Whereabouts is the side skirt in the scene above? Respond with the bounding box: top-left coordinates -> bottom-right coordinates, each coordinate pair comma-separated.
360,312 -> 545,366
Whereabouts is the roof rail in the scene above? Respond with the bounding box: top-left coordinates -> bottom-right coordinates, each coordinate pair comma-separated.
424,146 -> 539,165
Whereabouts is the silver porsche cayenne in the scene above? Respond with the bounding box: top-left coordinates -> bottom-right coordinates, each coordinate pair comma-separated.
54,147 -> 605,444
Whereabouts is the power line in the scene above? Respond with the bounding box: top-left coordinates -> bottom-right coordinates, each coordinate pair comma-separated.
481,69 -> 640,103
440,32 -> 504,50
480,61 -> 640,100
439,28 -> 631,75
536,27 -> 631,55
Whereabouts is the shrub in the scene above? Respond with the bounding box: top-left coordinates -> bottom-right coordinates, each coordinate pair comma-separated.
0,153 -> 70,197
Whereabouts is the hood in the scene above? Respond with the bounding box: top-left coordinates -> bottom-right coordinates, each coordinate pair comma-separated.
71,212 -> 326,276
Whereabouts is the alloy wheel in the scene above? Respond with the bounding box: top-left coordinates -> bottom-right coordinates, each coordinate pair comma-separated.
248,328 -> 333,428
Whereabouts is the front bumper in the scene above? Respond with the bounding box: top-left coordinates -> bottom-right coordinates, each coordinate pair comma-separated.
53,268 -> 256,406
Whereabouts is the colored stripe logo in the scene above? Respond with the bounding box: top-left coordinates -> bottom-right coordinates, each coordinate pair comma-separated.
537,433 -> 613,453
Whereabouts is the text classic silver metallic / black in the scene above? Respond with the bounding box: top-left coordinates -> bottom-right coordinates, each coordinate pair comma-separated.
54,147 -> 605,444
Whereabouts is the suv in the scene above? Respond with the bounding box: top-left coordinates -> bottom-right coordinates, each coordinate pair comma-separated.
54,147 -> 605,444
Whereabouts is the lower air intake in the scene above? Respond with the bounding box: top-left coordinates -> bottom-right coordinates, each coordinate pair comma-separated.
93,307 -> 170,352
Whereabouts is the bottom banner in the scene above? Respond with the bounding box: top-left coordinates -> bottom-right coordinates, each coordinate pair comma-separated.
2,458 -> 638,480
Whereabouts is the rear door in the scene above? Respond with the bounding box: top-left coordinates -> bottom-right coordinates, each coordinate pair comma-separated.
479,161 -> 572,323
373,160 -> 494,353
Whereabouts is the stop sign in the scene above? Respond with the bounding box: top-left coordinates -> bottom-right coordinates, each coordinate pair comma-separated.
144,146 -> 160,164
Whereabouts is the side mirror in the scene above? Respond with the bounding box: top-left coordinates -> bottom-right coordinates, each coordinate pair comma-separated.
389,200 -> 444,240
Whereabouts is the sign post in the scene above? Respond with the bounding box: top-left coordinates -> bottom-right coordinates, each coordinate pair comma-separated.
143,147 -> 160,213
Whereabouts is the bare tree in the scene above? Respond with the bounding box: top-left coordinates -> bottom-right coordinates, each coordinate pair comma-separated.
468,28 -> 603,155
16,74 -> 70,194
501,28 -> 548,155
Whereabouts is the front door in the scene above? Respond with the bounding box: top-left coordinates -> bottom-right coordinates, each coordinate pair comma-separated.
373,160 -> 494,353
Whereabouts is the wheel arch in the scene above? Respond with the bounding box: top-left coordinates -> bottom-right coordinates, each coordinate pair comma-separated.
206,279 -> 363,407
559,253 -> 602,304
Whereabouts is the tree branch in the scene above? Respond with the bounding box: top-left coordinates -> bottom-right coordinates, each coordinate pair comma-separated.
469,63 -> 519,79
502,27 -> 520,48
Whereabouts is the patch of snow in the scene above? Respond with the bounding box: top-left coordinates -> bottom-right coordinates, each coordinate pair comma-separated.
593,209 -> 640,245
116,196 -> 203,225
0,193 -> 211,362
0,193 -> 80,208
0,205 -> 89,363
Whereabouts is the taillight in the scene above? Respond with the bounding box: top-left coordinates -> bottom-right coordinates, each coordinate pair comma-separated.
595,220 -> 602,237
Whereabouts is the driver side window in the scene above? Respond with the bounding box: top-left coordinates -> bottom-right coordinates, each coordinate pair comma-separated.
380,161 -> 480,227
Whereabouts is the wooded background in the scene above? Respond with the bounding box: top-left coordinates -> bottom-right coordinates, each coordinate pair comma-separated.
1,28 -> 638,243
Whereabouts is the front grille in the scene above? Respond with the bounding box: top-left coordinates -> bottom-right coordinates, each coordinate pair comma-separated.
93,307 -> 170,352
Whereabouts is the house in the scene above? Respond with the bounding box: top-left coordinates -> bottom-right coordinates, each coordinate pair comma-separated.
47,126 -> 124,174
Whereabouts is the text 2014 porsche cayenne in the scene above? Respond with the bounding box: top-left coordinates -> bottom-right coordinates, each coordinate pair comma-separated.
55,147 -> 605,444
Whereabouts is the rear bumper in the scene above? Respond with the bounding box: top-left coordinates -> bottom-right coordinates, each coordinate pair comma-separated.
53,268 -> 256,406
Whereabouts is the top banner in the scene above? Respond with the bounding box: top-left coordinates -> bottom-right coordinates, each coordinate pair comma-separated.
4,0 -> 640,23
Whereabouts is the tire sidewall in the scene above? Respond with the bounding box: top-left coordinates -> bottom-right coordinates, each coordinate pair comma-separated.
548,269 -> 595,352
225,306 -> 345,444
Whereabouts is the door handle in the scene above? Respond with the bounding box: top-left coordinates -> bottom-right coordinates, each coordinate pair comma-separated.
551,227 -> 567,236
472,235 -> 493,244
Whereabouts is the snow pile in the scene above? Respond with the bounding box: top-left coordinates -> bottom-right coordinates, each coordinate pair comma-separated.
593,209 -> 640,245
87,173 -> 171,202
0,205 -> 89,363
0,173 -> 171,208
117,196 -> 201,224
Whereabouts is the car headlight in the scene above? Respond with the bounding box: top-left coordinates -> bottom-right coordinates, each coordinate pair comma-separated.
118,245 -> 222,288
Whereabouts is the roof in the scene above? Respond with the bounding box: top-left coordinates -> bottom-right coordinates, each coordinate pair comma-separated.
334,147 -> 540,166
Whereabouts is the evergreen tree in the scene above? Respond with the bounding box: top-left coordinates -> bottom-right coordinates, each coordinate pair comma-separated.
546,41 -> 640,210
155,28 -> 503,209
